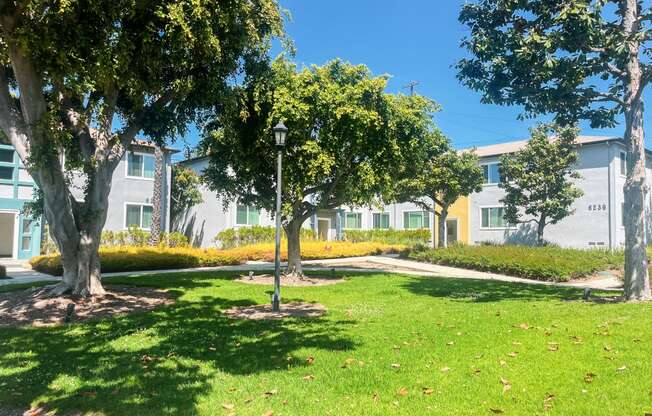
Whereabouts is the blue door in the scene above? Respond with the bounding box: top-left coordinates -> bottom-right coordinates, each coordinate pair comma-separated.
17,216 -> 40,260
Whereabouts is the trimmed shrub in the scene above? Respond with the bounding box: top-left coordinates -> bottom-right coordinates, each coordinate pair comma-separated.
30,241 -> 404,276
214,226 -> 316,249
405,244 -> 623,282
343,228 -> 429,245
101,228 -> 190,248
0,264 -> 6,279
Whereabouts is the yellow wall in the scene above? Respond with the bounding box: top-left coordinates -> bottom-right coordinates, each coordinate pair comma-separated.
434,196 -> 470,245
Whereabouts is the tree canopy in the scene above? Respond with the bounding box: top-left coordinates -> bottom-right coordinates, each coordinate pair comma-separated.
499,124 -> 584,245
457,0 -> 652,301
200,57 -> 444,273
0,0 -> 283,295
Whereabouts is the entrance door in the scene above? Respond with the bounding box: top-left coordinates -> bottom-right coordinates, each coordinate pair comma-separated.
317,218 -> 330,241
446,218 -> 458,245
0,212 -> 16,258
18,217 -> 35,259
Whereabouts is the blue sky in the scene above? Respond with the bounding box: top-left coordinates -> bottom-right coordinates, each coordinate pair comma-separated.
179,0 -> 641,155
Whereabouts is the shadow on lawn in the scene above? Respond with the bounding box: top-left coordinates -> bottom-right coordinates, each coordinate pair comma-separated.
0,291 -> 355,415
402,276 -> 588,302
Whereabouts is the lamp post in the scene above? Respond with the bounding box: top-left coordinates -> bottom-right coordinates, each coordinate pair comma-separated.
272,121 -> 288,312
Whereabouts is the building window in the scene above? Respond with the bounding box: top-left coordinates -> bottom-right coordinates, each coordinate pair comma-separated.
619,151 -> 627,176
482,163 -> 501,184
404,211 -> 430,229
481,207 -> 509,228
21,219 -> 32,251
344,212 -> 362,229
125,204 -> 153,229
126,153 -> 155,179
236,205 -> 260,226
0,148 -> 13,163
373,212 -> 390,229
0,165 -> 13,180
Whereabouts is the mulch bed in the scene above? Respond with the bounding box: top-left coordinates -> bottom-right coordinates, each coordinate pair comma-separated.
224,302 -> 326,320
0,285 -> 174,327
234,273 -> 344,286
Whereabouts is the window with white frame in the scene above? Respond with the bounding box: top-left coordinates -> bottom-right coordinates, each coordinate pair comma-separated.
373,212 -> 390,229
126,152 -> 155,179
403,211 -> 430,229
481,206 -> 509,228
619,151 -> 627,176
236,205 -> 260,226
344,212 -> 362,229
125,204 -> 153,229
482,163 -> 502,185
21,219 -> 32,251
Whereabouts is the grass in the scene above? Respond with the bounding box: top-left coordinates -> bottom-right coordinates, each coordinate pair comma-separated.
1,271 -> 652,415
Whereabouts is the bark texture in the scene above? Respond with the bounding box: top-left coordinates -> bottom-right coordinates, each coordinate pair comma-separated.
437,206 -> 449,249
149,145 -> 165,246
284,219 -> 304,276
622,0 -> 652,301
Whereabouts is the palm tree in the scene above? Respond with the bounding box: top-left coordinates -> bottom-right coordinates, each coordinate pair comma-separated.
149,144 -> 165,246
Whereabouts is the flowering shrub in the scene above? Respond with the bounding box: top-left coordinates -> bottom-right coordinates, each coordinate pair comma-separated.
30,241 -> 404,275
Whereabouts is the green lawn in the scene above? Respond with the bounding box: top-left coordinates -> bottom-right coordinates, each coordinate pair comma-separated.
1,271 -> 652,415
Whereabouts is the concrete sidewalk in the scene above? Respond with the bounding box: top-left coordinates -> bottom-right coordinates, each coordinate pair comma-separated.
0,255 -> 623,292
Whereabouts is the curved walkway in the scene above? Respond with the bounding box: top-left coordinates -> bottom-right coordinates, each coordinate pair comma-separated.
0,255 -> 622,292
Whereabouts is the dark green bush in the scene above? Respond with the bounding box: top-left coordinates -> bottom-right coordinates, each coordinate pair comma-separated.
343,228 -> 430,245
405,244 -> 623,282
214,225 -> 316,249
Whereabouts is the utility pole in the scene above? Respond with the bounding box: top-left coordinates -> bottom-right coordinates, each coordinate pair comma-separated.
403,80 -> 420,96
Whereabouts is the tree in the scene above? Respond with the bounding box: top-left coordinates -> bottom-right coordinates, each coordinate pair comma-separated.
499,124 -> 584,245
149,145 -> 165,246
457,0 -> 652,301
170,165 -> 204,228
201,58 -> 441,275
390,146 -> 483,248
0,1 -> 282,296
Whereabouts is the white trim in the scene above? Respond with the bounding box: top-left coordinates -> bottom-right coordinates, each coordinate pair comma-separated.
316,217 -> 332,241
479,205 -> 513,230
123,202 -> 154,230
0,209 -> 19,259
125,151 -> 156,181
480,162 -> 502,186
401,209 -> 431,230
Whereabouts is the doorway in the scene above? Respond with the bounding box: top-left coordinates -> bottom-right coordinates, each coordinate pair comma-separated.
317,218 -> 331,241
446,218 -> 458,245
0,211 -> 17,258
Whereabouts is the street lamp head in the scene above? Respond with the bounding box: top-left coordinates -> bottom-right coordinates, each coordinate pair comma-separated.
273,122 -> 288,147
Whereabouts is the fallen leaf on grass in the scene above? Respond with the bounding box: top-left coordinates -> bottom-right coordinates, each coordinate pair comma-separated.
391,363 -> 401,369
616,365 -> 628,372
302,375 -> 315,381
396,387 -> 408,397
489,408 -> 504,414
264,389 -> 278,397
548,342 -> 559,352
306,356 -> 315,365
221,403 -> 235,410
440,366 -> 451,372
500,377 -> 511,393
604,345 -> 613,352
422,387 -> 435,395
447,341 -> 455,346
584,373 -> 596,383
499,360 -> 507,367
262,411 -> 273,416
518,323 -> 530,330
507,352 -> 518,358
543,393 -> 555,412
372,393 -> 380,403
341,358 -> 356,368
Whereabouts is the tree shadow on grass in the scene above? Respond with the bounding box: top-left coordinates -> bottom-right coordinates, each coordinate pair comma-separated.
0,293 -> 356,415
401,276 -> 594,303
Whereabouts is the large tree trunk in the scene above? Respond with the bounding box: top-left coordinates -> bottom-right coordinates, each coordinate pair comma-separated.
284,218 -> 304,276
438,207 -> 449,249
149,145 -> 165,246
622,0 -> 652,301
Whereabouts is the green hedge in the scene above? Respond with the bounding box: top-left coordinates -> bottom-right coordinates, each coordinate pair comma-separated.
343,228 -> 430,245
214,225 -> 316,249
405,244 -> 623,282
102,227 -> 190,247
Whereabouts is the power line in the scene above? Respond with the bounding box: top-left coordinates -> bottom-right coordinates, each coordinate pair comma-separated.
403,80 -> 420,96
